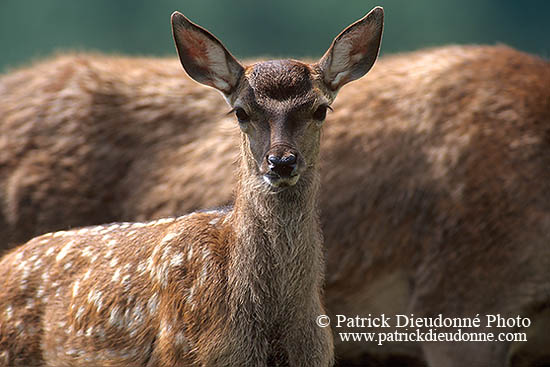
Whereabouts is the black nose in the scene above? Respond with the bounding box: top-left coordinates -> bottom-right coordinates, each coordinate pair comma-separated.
267,153 -> 297,177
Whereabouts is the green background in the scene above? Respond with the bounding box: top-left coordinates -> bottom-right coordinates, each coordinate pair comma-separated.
1,0 -> 549,72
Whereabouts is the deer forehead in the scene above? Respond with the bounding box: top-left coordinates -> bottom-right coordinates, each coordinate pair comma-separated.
241,60 -> 326,110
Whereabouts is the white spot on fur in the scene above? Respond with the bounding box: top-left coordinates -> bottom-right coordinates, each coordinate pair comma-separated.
133,303 -> 144,321
202,248 -> 210,261
109,306 -> 122,327
56,240 -> 75,262
82,246 -> 93,257
76,306 -> 85,320
112,268 -> 121,282
19,263 -> 30,290
187,286 -> 195,304
83,269 -> 92,280
32,258 -> 43,271
88,290 -> 103,312
147,294 -> 158,314
64,262 -> 73,270
16,260 -> 27,271
154,265 -> 169,287
90,225 -> 104,234
128,304 -> 145,335
201,209 -> 221,215
36,285 -> 45,298
110,257 -> 119,267
15,320 -> 24,334
161,232 -> 177,244
66,348 -> 80,357
14,252 -> 23,262
161,246 -> 173,261
121,274 -> 131,288
170,253 -> 184,267
176,212 -> 202,221
197,264 -> 210,288
45,247 -> 55,257
157,217 -> 176,225
85,326 -> 94,337
106,239 -> 117,247
209,217 -> 220,225
146,258 -> 154,273
5,305 -> 13,320
72,280 -> 80,297
159,319 -> 173,339
28,254 -> 38,263
41,271 -> 50,283
222,211 -> 233,224
151,243 -> 162,258
122,307 -> 131,325
53,231 -> 68,238
137,260 -> 147,274
104,249 -> 113,259
77,228 -> 90,235
0,350 -> 9,362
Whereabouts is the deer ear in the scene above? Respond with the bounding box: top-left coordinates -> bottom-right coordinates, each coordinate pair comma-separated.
318,7 -> 384,91
171,11 -> 244,95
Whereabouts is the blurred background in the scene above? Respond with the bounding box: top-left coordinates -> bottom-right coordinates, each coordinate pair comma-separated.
1,0 -> 549,73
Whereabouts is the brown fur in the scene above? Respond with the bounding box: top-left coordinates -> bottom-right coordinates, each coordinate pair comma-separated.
1,38 -> 550,367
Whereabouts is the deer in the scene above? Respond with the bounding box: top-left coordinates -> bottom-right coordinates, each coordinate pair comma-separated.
0,7 -> 386,367
2,11 -> 550,367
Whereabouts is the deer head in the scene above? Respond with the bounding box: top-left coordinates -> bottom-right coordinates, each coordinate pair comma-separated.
171,8 -> 383,191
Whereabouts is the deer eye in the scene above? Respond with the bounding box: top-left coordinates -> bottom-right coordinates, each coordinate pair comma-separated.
234,107 -> 250,123
313,104 -> 331,121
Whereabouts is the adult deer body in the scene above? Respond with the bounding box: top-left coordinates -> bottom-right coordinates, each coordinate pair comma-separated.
0,8 -> 386,367
1,16 -> 550,367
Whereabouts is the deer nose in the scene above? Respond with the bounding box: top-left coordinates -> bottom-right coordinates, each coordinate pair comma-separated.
267,153 -> 297,177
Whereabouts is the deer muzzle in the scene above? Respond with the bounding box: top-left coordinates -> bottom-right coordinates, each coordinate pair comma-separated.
263,147 -> 300,188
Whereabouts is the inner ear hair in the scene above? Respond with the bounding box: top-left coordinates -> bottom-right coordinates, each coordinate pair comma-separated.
318,6 -> 384,91
171,11 -> 244,95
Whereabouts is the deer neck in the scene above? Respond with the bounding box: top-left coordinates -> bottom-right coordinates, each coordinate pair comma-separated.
227,145 -> 324,312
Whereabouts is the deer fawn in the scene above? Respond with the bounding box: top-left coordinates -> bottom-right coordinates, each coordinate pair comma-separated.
0,7 -> 384,366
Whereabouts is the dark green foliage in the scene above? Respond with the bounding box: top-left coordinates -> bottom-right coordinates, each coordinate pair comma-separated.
1,0 -> 549,72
